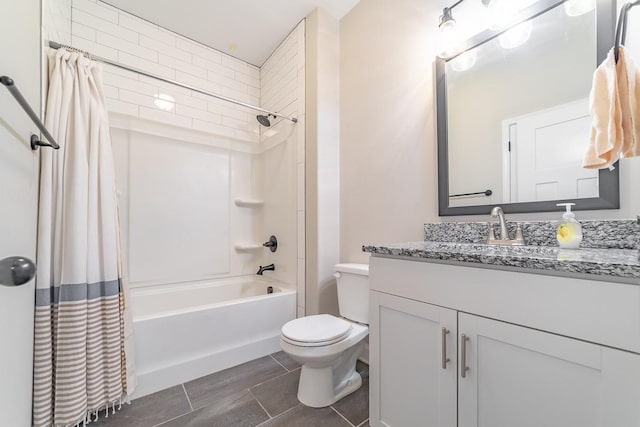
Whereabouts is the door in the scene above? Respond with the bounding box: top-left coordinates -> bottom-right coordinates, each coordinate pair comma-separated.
370,291 -> 457,427
502,99 -> 598,203
0,0 -> 41,424
458,313 -> 640,427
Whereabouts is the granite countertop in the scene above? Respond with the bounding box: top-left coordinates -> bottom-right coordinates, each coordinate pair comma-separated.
362,241 -> 640,282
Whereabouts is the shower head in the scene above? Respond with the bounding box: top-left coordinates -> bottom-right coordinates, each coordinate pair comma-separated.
256,114 -> 276,127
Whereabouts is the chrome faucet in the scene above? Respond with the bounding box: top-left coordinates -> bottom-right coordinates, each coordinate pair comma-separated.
487,206 -> 525,246
256,264 -> 275,275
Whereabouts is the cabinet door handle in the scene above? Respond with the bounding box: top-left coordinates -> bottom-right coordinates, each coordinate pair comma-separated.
441,327 -> 450,369
461,334 -> 470,378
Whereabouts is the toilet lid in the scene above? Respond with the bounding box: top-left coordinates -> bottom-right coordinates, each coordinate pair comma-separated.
281,314 -> 352,344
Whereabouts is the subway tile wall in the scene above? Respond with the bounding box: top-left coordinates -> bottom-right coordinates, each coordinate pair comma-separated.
260,21 -> 306,316
43,0 -> 72,45
69,0 -> 261,142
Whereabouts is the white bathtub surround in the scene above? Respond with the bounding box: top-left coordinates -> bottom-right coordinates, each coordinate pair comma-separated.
131,276 -> 296,398
110,118 -> 264,288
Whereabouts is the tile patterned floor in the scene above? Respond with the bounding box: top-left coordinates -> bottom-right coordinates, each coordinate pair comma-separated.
94,352 -> 370,427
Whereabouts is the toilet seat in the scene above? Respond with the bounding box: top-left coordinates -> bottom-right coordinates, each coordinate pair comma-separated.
281,314 -> 353,347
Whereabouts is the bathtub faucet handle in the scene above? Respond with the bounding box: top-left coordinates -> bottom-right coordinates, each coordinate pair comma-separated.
262,235 -> 278,253
257,264 -> 275,275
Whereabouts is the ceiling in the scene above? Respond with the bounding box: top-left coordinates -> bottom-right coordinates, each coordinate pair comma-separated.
102,0 -> 360,67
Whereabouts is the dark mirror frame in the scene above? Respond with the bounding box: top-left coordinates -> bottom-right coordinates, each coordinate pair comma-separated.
437,0 -> 619,216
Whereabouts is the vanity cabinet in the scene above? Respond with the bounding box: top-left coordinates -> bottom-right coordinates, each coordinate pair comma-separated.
370,292 -> 457,427
369,256 -> 640,427
458,313 -> 640,427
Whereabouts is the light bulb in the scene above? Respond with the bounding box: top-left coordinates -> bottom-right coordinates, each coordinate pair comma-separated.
437,8 -> 459,59
154,93 -> 175,111
499,20 -> 533,49
564,0 -> 595,17
451,50 -> 478,72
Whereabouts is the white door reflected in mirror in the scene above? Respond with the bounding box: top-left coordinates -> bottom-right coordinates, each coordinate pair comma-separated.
502,99 -> 598,203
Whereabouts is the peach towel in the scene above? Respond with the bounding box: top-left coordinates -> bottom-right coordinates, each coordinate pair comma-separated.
618,47 -> 640,158
584,46 -> 640,169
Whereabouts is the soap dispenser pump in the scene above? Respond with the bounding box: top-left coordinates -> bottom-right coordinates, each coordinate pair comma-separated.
556,203 -> 583,249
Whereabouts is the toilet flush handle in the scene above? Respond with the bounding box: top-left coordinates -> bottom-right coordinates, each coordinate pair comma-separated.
333,272 -> 341,279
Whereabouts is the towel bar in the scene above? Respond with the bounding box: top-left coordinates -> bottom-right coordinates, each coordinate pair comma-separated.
0,75 -> 59,150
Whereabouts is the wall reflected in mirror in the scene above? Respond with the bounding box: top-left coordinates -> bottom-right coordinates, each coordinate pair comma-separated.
446,2 -> 597,208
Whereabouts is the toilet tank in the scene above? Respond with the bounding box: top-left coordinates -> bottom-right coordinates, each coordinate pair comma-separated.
335,263 -> 370,324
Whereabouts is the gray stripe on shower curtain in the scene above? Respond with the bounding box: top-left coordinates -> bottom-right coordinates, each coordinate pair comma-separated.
35,279 -> 122,306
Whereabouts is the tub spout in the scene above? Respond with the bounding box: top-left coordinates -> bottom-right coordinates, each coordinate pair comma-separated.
257,264 -> 275,275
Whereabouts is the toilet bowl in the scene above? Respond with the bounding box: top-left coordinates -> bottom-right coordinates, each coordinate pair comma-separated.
280,263 -> 369,408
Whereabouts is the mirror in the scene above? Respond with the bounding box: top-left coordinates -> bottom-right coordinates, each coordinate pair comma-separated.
437,0 -> 619,216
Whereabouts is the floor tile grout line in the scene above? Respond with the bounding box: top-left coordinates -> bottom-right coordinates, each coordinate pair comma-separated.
152,407 -> 195,427
269,354 -> 290,372
248,388 -> 274,419
150,385 -> 195,427
251,366 -> 300,390
254,404 -> 301,427
357,419 -> 370,427
182,383 -> 194,412
330,405 -> 357,427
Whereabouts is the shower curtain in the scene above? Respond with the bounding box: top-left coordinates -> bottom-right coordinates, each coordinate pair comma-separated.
33,48 -> 136,427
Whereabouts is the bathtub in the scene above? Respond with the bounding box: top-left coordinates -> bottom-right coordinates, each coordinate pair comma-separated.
130,276 -> 296,398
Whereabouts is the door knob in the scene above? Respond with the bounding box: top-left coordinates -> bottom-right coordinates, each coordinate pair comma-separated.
0,256 -> 36,287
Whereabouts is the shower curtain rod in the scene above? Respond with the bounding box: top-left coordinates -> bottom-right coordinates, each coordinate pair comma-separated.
49,41 -> 298,124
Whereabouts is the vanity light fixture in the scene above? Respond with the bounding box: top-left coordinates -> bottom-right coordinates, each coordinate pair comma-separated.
437,0 -> 536,58
563,0 -> 596,16
437,3 -> 461,58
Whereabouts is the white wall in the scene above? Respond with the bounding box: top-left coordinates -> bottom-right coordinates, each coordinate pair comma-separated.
260,21 -> 306,314
0,0 -> 40,423
70,0 -> 260,142
306,8 -> 341,315
340,0 -> 439,263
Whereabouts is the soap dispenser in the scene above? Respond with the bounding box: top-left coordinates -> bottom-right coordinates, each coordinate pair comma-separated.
556,203 -> 583,249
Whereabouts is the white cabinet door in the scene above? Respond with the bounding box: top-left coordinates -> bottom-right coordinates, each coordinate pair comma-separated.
370,291 -> 457,427
458,313 -> 640,427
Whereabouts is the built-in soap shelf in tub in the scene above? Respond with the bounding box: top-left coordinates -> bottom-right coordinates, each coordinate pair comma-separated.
234,198 -> 264,208
234,243 -> 263,252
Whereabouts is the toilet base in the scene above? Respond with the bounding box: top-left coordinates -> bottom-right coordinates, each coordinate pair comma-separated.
296,341 -> 364,408
298,367 -> 362,408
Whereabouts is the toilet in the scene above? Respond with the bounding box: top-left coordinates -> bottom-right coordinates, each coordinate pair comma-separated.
280,263 -> 369,408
